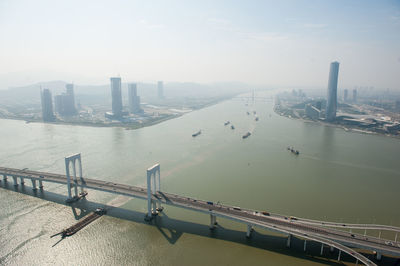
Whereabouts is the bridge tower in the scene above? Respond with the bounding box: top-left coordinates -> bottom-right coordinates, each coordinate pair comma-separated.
65,153 -> 84,202
145,163 -> 163,221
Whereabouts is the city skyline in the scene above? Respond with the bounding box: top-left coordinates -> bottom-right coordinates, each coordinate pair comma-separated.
0,1 -> 399,90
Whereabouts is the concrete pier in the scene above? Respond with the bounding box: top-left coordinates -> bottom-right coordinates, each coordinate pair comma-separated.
303,239 -> 307,251
31,179 -> 37,190
286,234 -> 292,248
209,214 -> 217,230
320,243 -> 324,255
12,176 -> 18,186
246,224 -> 253,238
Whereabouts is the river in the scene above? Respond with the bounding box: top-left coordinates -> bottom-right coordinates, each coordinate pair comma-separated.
1,91 -> 399,265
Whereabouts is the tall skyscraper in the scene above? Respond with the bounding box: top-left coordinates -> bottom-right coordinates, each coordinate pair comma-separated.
110,77 -> 123,117
157,81 -> 164,99
128,83 -> 141,114
343,89 -> 348,102
41,88 -> 55,122
65,83 -> 76,114
326,61 -> 340,121
353,89 -> 358,103
55,83 -> 77,116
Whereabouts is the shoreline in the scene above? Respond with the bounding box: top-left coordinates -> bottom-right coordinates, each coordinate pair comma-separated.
273,105 -> 400,139
0,95 -> 236,130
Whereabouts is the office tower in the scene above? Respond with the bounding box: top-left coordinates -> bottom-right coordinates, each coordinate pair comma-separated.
41,88 -> 55,122
353,89 -> 357,103
128,83 -> 141,114
54,84 -> 77,116
110,77 -> 123,117
65,83 -> 76,114
157,81 -> 164,99
326,61 -> 340,121
343,89 -> 348,102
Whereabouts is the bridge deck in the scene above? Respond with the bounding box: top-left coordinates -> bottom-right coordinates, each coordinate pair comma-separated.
2,167 -> 400,265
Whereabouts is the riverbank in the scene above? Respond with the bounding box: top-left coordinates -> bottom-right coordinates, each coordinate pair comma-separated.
273,104 -> 400,139
1,95 -> 236,130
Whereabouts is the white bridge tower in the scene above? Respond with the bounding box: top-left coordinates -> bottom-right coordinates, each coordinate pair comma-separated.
145,163 -> 163,221
65,153 -> 84,202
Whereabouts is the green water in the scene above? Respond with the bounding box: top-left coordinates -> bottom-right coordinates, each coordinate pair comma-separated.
1,91 -> 399,265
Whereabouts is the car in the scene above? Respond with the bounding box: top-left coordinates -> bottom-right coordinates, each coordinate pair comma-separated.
262,211 -> 270,216
351,234 -> 355,237
233,206 -> 241,211
207,201 -> 213,205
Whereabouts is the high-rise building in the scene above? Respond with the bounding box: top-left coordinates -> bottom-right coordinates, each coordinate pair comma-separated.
128,83 -> 142,114
343,89 -> 348,102
110,77 -> 123,117
65,83 -> 76,113
157,81 -> 164,99
326,61 -> 340,121
55,84 -> 77,116
41,88 -> 55,122
353,89 -> 358,103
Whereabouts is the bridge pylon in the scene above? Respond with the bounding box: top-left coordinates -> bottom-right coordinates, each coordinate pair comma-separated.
65,153 -> 84,202
145,163 -> 162,221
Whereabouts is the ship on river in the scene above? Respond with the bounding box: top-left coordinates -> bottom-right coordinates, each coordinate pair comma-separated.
242,132 -> 251,139
192,130 -> 201,137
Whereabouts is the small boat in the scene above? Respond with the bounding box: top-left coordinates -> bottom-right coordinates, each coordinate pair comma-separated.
255,117 -> 259,121
242,132 -> 251,139
224,121 -> 230,126
247,112 -> 250,115
288,146 -> 300,155
231,125 -> 235,130
192,130 -> 201,137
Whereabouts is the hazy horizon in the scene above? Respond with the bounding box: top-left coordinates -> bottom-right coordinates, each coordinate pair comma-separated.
1,0 -> 399,90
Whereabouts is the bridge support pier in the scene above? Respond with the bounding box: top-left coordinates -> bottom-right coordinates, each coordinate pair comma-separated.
330,246 -> 334,253
12,176 -> 18,186
303,240 -> 307,251
338,250 -> 341,261
65,154 -> 84,202
286,234 -> 292,248
20,177 -> 25,185
376,252 -> 382,261
395,232 -> 398,242
145,164 -> 161,221
31,179 -> 37,190
320,243 -> 324,255
209,214 -> 217,230
39,179 -> 43,189
246,224 -> 253,238
378,230 -> 381,239
2,174 -> 6,182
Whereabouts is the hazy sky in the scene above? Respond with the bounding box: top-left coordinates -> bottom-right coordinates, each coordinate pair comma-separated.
0,0 -> 399,89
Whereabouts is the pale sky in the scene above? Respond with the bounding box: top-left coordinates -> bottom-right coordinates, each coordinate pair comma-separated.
0,0 -> 399,89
